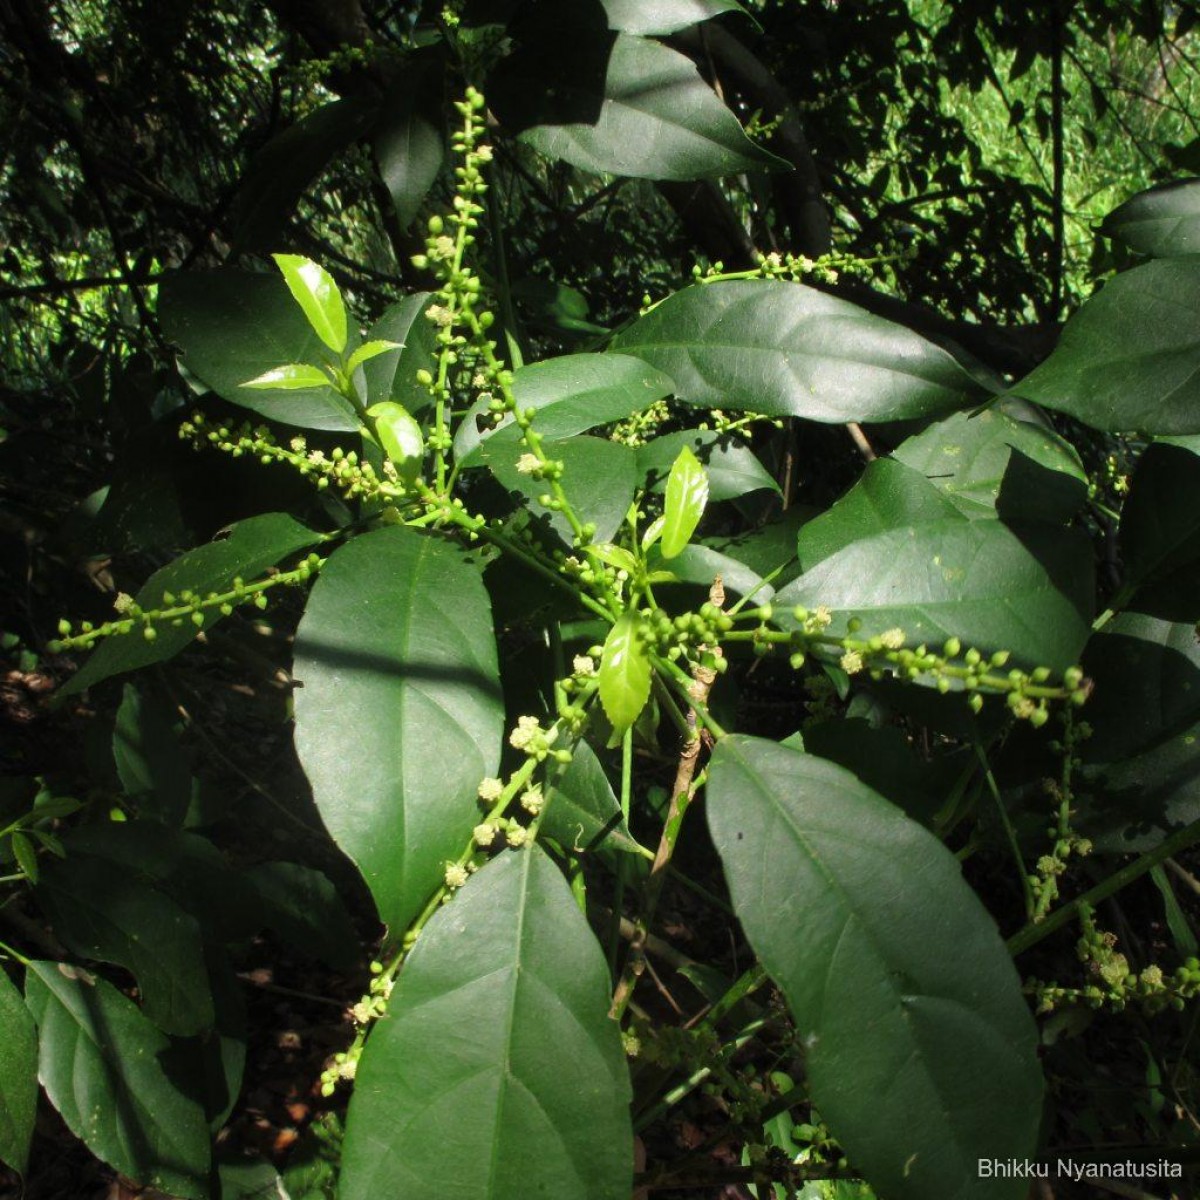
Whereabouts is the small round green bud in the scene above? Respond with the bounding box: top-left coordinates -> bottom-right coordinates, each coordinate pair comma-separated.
968,693 -> 983,714
143,626 -> 157,642
942,636 -> 961,658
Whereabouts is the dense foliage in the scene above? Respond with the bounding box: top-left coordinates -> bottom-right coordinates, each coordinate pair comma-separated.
5,2 -> 1200,1198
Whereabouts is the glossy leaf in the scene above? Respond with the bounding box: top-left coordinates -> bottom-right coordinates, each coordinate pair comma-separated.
599,614 -> 652,737
246,862 -> 360,972
454,353 -> 674,464
540,740 -> 641,855
374,58 -> 445,228
892,405 -> 1087,523
293,527 -> 504,936
240,363 -> 331,391
366,401 -> 424,481
272,254 -> 348,355
706,736 -> 1042,1200
37,855 -> 214,1036
601,0 -> 747,34
0,967 -> 37,1177
26,961 -> 211,1198
345,339 -> 402,374
339,847 -> 632,1200
61,513 -> 321,697
494,32 -> 781,180
1101,179 -> 1200,258
637,429 -> 779,502
159,269 -> 358,430
1013,258 -> 1200,434
661,446 -> 709,558
113,682 -> 193,825
612,280 -> 990,422
646,543 -> 771,602
360,292 -> 439,414
777,519 -> 1093,671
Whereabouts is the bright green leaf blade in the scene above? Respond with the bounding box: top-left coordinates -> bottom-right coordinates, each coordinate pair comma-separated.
598,614 -> 652,737
893,404 -> 1087,524
293,528 -> 504,936
246,862 -> 360,972
1012,258 -> 1200,434
340,847 -> 632,1200
346,339 -> 403,375
637,429 -> 779,502
373,57 -> 446,228
366,401 -> 424,481
777,519 -> 1093,672
25,961 -> 211,1197
612,280 -> 990,423
37,856 -> 214,1036
271,254 -> 348,355
601,0 -> 748,34
60,514 -> 321,697
706,736 -> 1042,1200
113,683 -> 193,825
540,740 -> 642,856
661,446 -> 709,559
1101,179 -> 1200,258
454,353 -> 674,465
493,31 -> 782,180
796,458 -> 964,572
158,270 -> 358,430
240,363 -> 332,391
0,967 -> 37,1177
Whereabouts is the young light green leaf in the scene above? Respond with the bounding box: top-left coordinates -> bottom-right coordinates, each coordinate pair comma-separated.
598,613 -> 652,736
706,736 -> 1043,1200
641,515 -> 665,550
0,966 -> 37,1177
240,363 -> 332,391
366,401 -> 424,482
339,847 -> 632,1200
26,961 -> 211,1197
271,254 -> 348,355
346,339 -> 403,375
588,542 -> 640,576
661,445 -> 709,559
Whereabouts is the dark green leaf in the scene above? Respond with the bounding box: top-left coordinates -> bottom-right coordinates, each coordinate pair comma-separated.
339,848 -> 632,1200
892,405 -> 1087,523
0,967 -> 37,1176
26,961 -> 211,1197
796,458 -> 963,572
61,513 -> 322,696
294,528 -> 504,937
601,0 -> 747,34
647,543 -> 771,602
246,862 -> 360,972
1101,180 -> 1200,258
373,58 -> 446,228
360,293 -> 439,415
1013,259 -> 1200,434
661,446 -> 708,558
272,255 -> 348,356
638,429 -> 780,502
159,270 -> 358,431
10,832 -> 37,883
706,736 -> 1042,1200
113,683 -> 193,825
540,740 -> 642,855
599,613 -> 653,737
612,281 -> 990,423
37,855 -> 214,1036
777,520 -> 1093,672
703,506 -> 815,587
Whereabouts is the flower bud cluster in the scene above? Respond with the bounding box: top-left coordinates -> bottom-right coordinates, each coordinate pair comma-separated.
1030,715 -> 1093,921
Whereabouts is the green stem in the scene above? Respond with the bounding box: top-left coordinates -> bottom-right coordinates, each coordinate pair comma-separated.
973,739 -> 1034,919
0,937 -> 31,967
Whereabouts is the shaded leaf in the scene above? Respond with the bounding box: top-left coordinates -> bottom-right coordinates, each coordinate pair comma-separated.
113,682 -> 193,825
0,967 -> 37,1176
601,0 -> 748,34
246,862 -> 360,972
360,292 -> 439,415
540,740 -> 641,855
374,58 -> 446,228
1101,179 -> 1200,258
638,429 -> 780,502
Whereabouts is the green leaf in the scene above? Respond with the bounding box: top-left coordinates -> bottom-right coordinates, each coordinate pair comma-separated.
482,435 -> 638,545
777,519 -> 1093,672
373,55 -> 446,228
661,446 -> 709,559
366,401 -> 424,481
246,862 -> 360,972
1101,179 -> 1200,258
706,736 -> 1042,1200
703,506 -> 815,588
796,459 -> 963,572
293,528 -> 504,936
1013,259 -> 1200,434
1119,441 -> 1200,617
892,405 -> 1087,523
598,613 -> 652,737
540,740 -> 642,856
60,513 -> 321,697
637,429 -> 780,502
339,847 -> 632,1200
10,832 -> 37,883
37,855 -> 214,1036
159,269 -> 358,431
26,961 -> 211,1197
0,967 -> 37,1177
612,281 -> 990,423
601,0 -> 748,34
240,363 -> 332,391
493,31 -> 782,181
346,339 -> 403,375
272,254 -> 348,355
454,353 -> 674,465
114,683 -> 193,825
360,293 -> 440,414
646,543 -> 771,602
